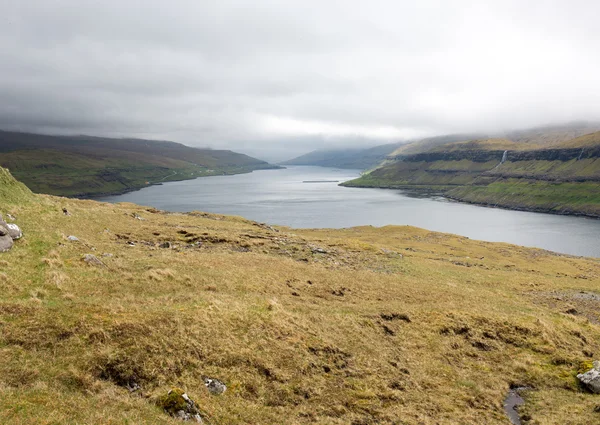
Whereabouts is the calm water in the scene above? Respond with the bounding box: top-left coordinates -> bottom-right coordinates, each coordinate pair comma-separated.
98,166 -> 600,258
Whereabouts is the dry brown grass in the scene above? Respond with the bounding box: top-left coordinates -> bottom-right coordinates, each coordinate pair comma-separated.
0,190 -> 599,424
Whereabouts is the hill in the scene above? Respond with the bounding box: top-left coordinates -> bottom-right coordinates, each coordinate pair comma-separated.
502,122 -> 600,148
343,131 -> 600,217
0,130 -> 279,197
282,142 -> 405,170
389,134 -> 488,156
0,167 -> 599,424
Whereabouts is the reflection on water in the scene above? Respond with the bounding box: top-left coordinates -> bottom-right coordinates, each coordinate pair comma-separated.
97,166 -> 600,258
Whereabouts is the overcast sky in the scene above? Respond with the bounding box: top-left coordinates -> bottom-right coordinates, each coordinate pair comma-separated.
1,0 -> 599,160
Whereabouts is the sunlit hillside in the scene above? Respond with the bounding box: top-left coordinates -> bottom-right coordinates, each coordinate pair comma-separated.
1,168 -> 599,424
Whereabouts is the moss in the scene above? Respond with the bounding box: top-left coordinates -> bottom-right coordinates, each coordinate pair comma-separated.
577,360 -> 595,375
157,388 -> 188,414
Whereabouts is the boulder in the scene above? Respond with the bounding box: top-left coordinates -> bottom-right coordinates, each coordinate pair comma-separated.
6,223 -> 22,240
0,225 -> 13,253
204,377 -> 227,395
578,361 -> 600,393
158,388 -> 203,423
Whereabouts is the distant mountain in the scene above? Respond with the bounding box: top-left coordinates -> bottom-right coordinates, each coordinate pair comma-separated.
0,130 -> 279,197
282,142 -> 406,170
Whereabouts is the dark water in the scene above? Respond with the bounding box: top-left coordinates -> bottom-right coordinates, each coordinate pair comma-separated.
97,166 -> 600,258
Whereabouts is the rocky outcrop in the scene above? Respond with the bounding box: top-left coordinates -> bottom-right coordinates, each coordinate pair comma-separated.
578,361 -> 600,394
390,146 -> 600,163
157,388 -> 203,423
0,214 -> 22,253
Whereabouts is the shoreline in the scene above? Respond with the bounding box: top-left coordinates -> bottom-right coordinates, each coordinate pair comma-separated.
340,181 -> 600,220
68,165 -> 284,199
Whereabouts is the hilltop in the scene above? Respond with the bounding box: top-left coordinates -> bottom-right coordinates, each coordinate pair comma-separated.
343,127 -> 600,218
1,167 -> 600,424
0,130 -> 279,197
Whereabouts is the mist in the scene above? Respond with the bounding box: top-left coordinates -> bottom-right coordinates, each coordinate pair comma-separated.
1,0 -> 599,160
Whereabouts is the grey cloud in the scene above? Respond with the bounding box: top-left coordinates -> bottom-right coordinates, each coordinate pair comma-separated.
1,0 -> 599,160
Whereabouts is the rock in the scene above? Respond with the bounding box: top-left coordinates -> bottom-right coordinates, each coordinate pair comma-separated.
6,223 -> 22,240
578,361 -> 600,393
0,225 -> 13,253
62,208 -> 71,216
204,377 -> 227,395
158,388 -> 203,423
0,215 -> 21,239
159,241 -> 172,249
67,235 -> 80,242
82,254 -> 105,267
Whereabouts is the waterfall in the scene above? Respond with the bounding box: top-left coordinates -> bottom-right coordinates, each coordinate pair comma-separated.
577,148 -> 584,161
492,150 -> 508,171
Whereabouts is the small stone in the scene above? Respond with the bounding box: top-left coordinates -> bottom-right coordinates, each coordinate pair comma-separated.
62,208 -> 71,216
127,241 -> 136,246
204,377 -> 227,395
577,361 -> 600,393
67,235 -> 79,241
82,254 -> 105,267
159,241 -> 172,249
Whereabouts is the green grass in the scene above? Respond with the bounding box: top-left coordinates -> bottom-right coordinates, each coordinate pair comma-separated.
447,180 -> 600,216
0,131 -> 278,197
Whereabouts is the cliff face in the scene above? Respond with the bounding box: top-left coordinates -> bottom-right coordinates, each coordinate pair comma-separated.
390,146 -> 600,165
343,144 -> 600,217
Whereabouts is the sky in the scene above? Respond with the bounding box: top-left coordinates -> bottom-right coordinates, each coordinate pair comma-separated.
1,0 -> 599,161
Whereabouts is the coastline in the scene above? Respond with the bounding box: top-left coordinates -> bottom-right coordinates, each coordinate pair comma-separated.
340,181 -> 600,219
68,165 -> 284,199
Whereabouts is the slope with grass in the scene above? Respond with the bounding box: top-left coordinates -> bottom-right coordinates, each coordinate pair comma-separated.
344,133 -> 600,217
1,167 -> 600,424
0,130 -> 279,197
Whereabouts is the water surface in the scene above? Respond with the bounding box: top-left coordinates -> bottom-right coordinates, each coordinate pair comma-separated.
98,166 -> 600,258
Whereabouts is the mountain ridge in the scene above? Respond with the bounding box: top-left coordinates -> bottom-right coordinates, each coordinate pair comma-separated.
0,130 -> 280,197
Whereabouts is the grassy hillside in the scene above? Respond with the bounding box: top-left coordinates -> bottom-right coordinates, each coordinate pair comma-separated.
1,167 -> 600,424
389,134 -> 487,156
0,131 -> 279,197
503,122 -> 600,148
345,132 -> 600,217
0,166 -> 34,204
282,142 -> 405,170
